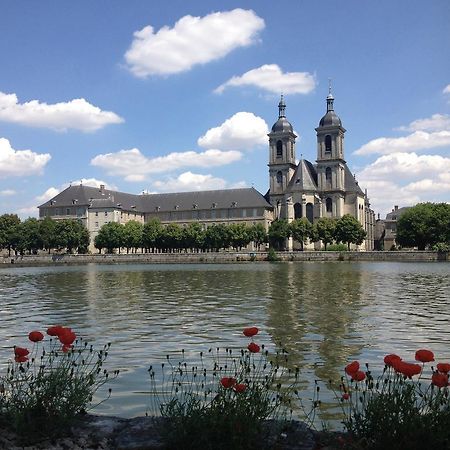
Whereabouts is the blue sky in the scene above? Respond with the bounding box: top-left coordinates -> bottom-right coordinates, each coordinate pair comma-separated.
0,0 -> 449,217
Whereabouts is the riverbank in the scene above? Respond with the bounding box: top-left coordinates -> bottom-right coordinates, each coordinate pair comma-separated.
1,250 -> 448,267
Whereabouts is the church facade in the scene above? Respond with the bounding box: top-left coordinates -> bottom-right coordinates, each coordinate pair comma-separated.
38,91 -> 375,250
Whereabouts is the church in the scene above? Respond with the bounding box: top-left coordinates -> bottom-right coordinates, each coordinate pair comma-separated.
38,91 -> 375,250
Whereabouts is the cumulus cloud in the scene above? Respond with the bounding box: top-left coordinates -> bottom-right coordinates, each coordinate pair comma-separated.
443,84 -> 450,95
0,92 -> 124,132
125,9 -> 264,77
91,148 -> 241,182
397,113 -> 450,132
152,171 -> 228,192
0,189 -> 15,196
198,112 -> 268,150
0,138 -> 51,177
214,64 -> 316,95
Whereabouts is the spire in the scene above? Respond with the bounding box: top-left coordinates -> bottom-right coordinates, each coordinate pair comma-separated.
326,79 -> 334,112
278,94 -> 286,118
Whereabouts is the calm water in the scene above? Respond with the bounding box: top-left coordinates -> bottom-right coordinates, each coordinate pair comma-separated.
0,262 -> 449,424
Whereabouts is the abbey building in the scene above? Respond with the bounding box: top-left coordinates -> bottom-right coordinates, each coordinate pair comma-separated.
38,91 -> 375,250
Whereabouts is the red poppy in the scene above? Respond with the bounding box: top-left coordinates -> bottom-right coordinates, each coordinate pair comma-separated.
62,344 -> 72,353
14,355 -> 28,363
384,354 -> 401,367
234,383 -> 247,393
14,347 -> 29,357
345,361 -> 360,376
395,361 -> 422,378
431,372 -> 449,388
59,329 -> 76,346
28,331 -> 44,342
243,327 -> 259,337
342,393 -> 350,400
437,363 -> 450,374
220,377 -> 237,389
415,349 -> 434,363
351,371 -> 366,382
247,342 -> 260,353
47,325 -> 64,337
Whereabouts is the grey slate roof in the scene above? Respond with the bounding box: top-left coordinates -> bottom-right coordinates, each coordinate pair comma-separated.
271,117 -> 294,133
38,185 -> 273,213
344,165 -> 365,195
385,206 -> 410,220
287,159 -> 318,192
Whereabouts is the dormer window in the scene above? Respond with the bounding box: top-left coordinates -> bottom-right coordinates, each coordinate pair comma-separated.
192,203 -> 198,209
212,202 -> 217,208
155,206 -> 161,212
72,199 -> 78,205
231,201 -> 237,207
174,205 -> 179,210
50,200 -> 56,206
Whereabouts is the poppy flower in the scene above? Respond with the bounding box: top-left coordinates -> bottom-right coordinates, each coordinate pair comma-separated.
342,393 -> 350,400
28,331 -> 44,342
47,325 -> 64,337
14,355 -> 28,363
384,354 -> 401,367
415,349 -> 434,363
62,344 -> 72,353
247,342 -> 260,353
351,371 -> 366,382
395,361 -> 422,378
14,347 -> 29,358
234,383 -> 247,393
243,327 -> 259,337
345,361 -> 360,376
59,329 -> 76,346
220,377 -> 237,389
437,363 -> 450,374
431,372 -> 449,388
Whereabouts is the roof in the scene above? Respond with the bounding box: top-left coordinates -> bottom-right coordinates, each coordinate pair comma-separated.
270,117 -> 294,133
385,206 -> 411,220
344,165 -> 365,195
287,159 -> 318,192
319,110 -> 342,127
38,185 -> 273,213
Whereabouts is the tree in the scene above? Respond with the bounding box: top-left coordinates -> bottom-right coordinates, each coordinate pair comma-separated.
228,223 -> 251,250
268,219 -> 290,250
289,218 -> 314,251
142,219 -> 162,252
397,203 -> 450,250
0,214 -> 21,256
334,214 -> 366,250
54,219 -> 88,253
249,224 -> 268,250
20,218 -> 43,254
161,223 -> 183,252
39,217 -> 57,253
204,224 -> 229,251
94,222 -> 124,253
316,217 -> 337,250
182,223 -> 204,251
123,220 -> 143,253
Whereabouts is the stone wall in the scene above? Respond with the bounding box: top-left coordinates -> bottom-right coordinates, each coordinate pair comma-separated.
1,250 -> 447,266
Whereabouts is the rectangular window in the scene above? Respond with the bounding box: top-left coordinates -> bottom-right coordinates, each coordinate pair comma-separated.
66,208 -> 71,215
221,210 -> 227,219
95,222 -> 99,228
105,211 -> 108,217
95,211 -> 98,217
242,209 -> 247,218
211,210 -> 216,219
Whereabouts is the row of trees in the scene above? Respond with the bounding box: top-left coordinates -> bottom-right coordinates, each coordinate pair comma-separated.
0,215 -> 89,255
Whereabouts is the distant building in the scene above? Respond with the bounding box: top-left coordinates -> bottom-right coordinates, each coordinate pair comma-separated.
375,205 -> 411,250
38,91 -> 375,251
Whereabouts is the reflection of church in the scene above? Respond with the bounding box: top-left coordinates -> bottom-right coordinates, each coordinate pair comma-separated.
267,90 -> 375,250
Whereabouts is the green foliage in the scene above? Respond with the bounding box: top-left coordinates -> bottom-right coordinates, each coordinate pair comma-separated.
142,218 -> 162,251
18,218 -> 43,254
289,218 -> 314,250
266,247 -> 280,261
249,223 -> 268,250
204,224 -> 229,251
94,221 -> 124,253
53,219 -> 88,253
228,223 -> 251,250
316,217 -> 337,250
0,331 -> 118,441
39,217 -> 57,253
122,220 -> 143,253
326,243 -> 348,252
432,242 -> 450,252
397,203 -> 450,250
182,222 -> 204,250
334,214 -> 366,250
268,219 -> 290,250
0,214 -> 21,256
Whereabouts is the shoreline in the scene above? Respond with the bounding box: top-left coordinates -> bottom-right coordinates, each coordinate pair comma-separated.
1,250 -> 447,268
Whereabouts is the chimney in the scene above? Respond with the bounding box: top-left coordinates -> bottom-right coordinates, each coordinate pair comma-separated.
394,205 -> 398,211
100,184 -> 105,195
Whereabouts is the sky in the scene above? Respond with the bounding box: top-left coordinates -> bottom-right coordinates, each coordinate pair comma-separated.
0,0 -> 449,218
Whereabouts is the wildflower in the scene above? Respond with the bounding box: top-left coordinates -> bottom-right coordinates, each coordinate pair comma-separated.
345,361 -> 360,376
243,327 -> 259,337
247,342 -> 260,353
437,362 -> 450,374
395,361 -> 421,378
59,329 -> 76,346
431,371 -> 449,388
351,371 -> 366,382
384,354 -> 401,367
47,325 -> 64,336
14,347 -> 29,358
14,355 -> 28,363
28,331 -> 44,342
415,349 -> 434,363
342,393 -> 350,400
234,383 -> 247,393
220,377 -> 237,389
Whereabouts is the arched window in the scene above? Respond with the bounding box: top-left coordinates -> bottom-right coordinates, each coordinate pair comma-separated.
325,135 -> 332,152
326,197 -> 332,213
325,167 -> 332,187
306,203 -> 314,223
276,171 -> 283,184
294,202 -> 302,219
276,140 -> 283,158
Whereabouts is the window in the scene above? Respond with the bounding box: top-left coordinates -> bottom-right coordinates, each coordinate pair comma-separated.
306,203 -> 314,223
326,198 -> 332,213
294,203 -> 302,219
291,142 -> 294,159
95,222 -> 99,228
95,211 -> 98,217
276,171 -> 283,184
105,211 -> 108,217
325,135 -> 332,152
325,167 -> 332,187
66,208 -> 71,215
276,140 -> 283,158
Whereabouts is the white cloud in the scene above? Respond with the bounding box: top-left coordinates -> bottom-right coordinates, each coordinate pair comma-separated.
125,9 -> 264,77
36,187 -> 60,203
91,148 -> 242,182
16,205 -> 39,217
152,171 -> 228,192
198,112 -> 269,150
397,113 -> 450,132
214,64 -> 316,95
0,138 -> 51,177
0,189 -> 15,196
0,92 -> 124,132
443,84 -> 450,95
403,176 -> 450,194
354,130 -> 450,155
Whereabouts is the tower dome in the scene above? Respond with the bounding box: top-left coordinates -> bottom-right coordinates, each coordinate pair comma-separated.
318,89 -> 342,127
271,95 -> 293,133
